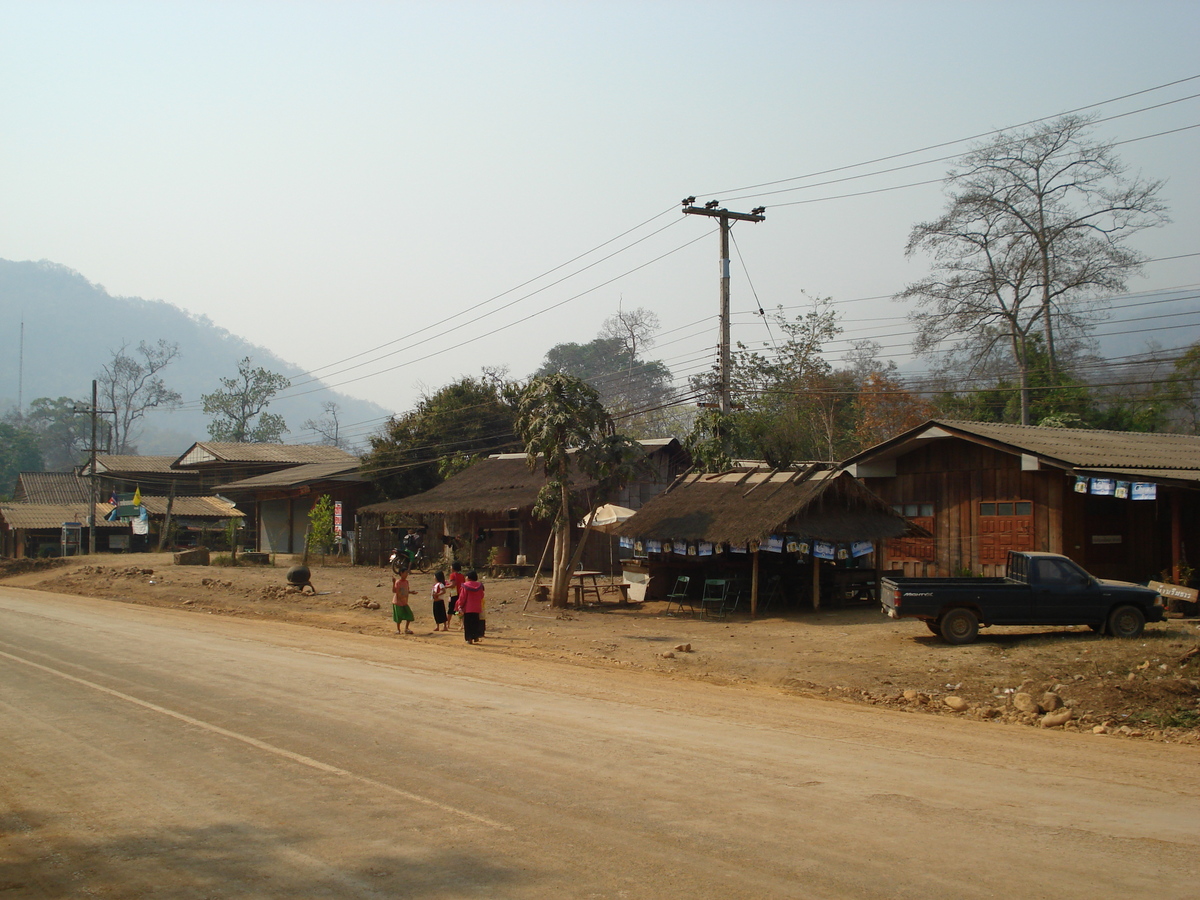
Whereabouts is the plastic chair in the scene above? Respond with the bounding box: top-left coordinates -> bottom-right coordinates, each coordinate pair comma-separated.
664,575 -> 692,615
699,578 -> 730,619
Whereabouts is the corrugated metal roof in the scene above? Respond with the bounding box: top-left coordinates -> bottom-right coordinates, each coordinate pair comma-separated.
0,503 -> 126,530
215,460 -> 364,491
14,472 -> 91,504
936,420 -> 1200,470
90,455 -> 186,475
172,442 -> 358,468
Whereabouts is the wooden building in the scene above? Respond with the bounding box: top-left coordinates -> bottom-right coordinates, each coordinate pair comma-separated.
844,419 -> 1200,584
214,459 -> 370,555
356,439 -> 691,571
613,464 -> 913,615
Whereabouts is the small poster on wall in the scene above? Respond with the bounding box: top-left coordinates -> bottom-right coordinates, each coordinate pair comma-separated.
698,541 -> 713,556
1114,482 -> 1130,500
1090,478 -> 1115,496
764,535 -> 785,552
1074,476 -> 1089,493
1132,483 -> 1157,500
851,540 -> 874,557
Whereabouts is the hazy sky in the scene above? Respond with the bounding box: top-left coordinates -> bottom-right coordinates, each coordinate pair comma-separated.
3,1 -> 1198,444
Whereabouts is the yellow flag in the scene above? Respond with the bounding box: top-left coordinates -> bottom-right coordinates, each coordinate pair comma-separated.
133,486 -> 142,506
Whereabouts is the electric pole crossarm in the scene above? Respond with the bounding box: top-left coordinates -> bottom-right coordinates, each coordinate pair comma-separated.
682,206 -> 765,223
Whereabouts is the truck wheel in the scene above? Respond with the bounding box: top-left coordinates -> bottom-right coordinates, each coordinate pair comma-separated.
939,608 -> 979,645
1107,605 -> 1145,639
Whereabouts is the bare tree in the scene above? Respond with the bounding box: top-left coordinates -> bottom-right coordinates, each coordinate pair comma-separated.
303,401 -> 349,449
97,340 -> 182,454
901,114 -> 1168,424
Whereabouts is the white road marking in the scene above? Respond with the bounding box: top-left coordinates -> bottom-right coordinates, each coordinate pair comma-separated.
0,647 -> 511,831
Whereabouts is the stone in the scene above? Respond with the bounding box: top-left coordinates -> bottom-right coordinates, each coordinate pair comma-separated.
1041,692 -> 1062,712
1040,709 -> 1073,728
1012,692 -> 1040,714
174,548 -> 210,566
943,696 -> 969,712
674,643 -> 692,652
660,650 -> 675,659
903,690 -> 919,701
1092,724 -> 1109,734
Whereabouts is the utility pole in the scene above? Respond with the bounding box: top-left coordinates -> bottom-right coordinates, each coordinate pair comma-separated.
681,198 -> 765,415
74,381 -> 114,556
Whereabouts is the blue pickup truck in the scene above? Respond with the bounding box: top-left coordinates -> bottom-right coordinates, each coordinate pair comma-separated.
881,551 -> 1165,644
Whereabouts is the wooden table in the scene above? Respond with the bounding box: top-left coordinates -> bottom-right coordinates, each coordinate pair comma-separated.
571,570 -> 604,607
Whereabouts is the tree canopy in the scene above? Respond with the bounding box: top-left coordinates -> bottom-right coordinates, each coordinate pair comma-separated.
361,374 -> 519,499
97,340 -> 182,454
202,357 -> 290,443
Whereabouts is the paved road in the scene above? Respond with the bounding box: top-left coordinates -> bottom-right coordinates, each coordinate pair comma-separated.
1,586 -> 1197,899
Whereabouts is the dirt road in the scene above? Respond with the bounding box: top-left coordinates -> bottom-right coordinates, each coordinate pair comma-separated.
2,584 -> 1197,898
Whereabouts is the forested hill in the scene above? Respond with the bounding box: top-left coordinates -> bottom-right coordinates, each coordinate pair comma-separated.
0,258 -> 390,454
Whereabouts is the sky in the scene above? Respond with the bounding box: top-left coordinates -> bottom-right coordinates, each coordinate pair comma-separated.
2,1 -> 1198,446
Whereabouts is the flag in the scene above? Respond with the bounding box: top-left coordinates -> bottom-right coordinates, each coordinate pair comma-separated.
109,491 -> 118,506
133,486 -> 142,506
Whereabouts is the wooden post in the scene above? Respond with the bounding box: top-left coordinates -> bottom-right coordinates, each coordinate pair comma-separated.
812,558 -> 821,610
1172,490 -> 1182,584
750,549 -> 760,618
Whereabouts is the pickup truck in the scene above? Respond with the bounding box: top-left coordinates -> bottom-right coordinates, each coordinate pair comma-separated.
881,551 -> 1165,644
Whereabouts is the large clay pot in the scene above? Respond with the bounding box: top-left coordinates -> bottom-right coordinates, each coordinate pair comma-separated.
286,565 -> 311,586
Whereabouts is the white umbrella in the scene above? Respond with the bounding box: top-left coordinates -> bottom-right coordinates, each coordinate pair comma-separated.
582,503 -> 637,533
579,503 -> 637,579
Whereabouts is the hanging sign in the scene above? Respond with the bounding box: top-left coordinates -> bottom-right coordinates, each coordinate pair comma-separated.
1114,482 -> 1130,500
1131,483 -> 1157,500
334,501 -> 343,538
764,535 -> 785,553
813,540 -> 836,560
1074,476 -> 1088,493
1090,478 -> 1115,496
698,541 -> 714,557
729,542 -> 748,554
647,539 -> 662,554
851,541 -> 874,558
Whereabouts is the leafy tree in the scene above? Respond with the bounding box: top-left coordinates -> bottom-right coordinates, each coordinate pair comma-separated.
97,340 -> 182,453
362,374 -> 519,499
306,494 -> 335,560
5,397 -> 90,471
202,357 -> 290,443
1151,343 -> 1200,434
537,308 -> 675,437
515,374 -> 616,608
0,421 -> 43,499
901,114 -> 1169,424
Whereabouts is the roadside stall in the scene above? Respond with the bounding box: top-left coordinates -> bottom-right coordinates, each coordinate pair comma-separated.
613,465 -> 917,617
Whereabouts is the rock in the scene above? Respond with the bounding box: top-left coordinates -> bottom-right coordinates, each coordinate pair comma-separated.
174,548 -> 210,566
977,707 -> 1000,719
674,643 -> 692,652
943,696 -> 969,712
1040,709 -> 1073,728
902,690 -> 919,701
660,650 -> 675,659
1093,724 -> 1109,734
1012,692 -> 1040,714
1041,691 -> 1062,712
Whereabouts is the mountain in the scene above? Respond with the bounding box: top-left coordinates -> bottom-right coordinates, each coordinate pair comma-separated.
0,258 -> 390,454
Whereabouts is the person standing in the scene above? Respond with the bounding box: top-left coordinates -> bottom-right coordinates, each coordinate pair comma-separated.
458,571 -> 485,644
447,562 -> 466,622
391,570 -> 414,634
431,570 -> 449,632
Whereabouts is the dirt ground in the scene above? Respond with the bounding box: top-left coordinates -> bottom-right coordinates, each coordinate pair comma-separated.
4,552 -> 1199,744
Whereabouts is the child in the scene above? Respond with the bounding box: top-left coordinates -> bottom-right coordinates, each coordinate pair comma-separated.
459,570 -> 485,644
447,562 -> 466,625
431,570 -> 449,632
391,570 -> 414,634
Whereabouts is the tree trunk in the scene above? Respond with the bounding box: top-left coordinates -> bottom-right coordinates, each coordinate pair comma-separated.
550,480 -> 573,607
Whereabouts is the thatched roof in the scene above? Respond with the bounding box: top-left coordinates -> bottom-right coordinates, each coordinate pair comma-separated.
359,454 -> 595,517
614,465 -> 911,544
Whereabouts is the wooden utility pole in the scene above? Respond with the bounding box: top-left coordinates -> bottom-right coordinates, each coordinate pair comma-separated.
681,198 -> 765,415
